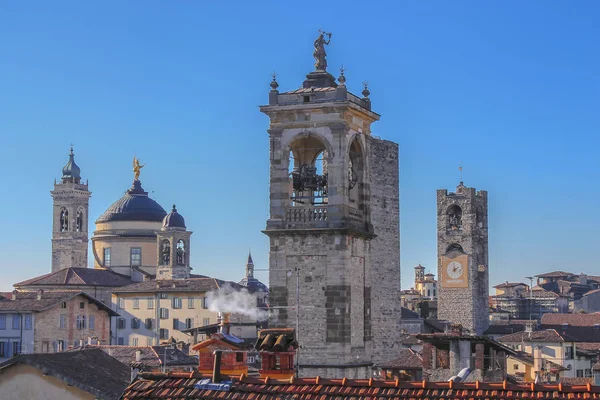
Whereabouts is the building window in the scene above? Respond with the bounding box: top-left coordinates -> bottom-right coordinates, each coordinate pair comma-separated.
185,318 -> 193,329
12,341 -> 20,356
24,314 -> 32,330
89,315 -> 95,330
12,315 -> 20,330
61,302 -> 67,309
147,298 -> 154,309
146,338 -> 153,346
145,318 -> 153,329
158,293 -> 168,299
187,297 -> 194,309
79,302 -> 85,309
159,308 -> 169,319
76,316 -> 86,330
201,297 -> 208,309
427,289 -> 431,297
41,341 -> 49,353
159,328 -> 169,339
173,318 -> 179,330
132,337 -> 139,346
133,298 -> 140,309
56,340 -> 65,352
585,369 -> 592,377
203,318 -> 210,326
59,314 -> 66,329
565,346 -> 574,360
131,318 -> 141,329
130,248 -> 142,267
118,298 -> 125,309
577,369 -> 584,378
117,337 -> 124,345
103,248 -> 111,267
0,342 -> 5,357
172,297 -> 182,309
60,207 -> 69,232
236,352 -> 244,362
0,314 -> 5,329
117,318 -> 126,329
514,364 -> 519,370
76,209 -> 84,232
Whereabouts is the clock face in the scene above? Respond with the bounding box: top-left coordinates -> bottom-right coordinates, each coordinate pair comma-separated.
447,261 -> 464,279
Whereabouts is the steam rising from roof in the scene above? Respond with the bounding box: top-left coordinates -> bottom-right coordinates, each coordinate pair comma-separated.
207,284 -> 268,321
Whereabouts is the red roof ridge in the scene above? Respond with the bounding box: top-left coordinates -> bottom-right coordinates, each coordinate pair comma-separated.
135,372 -> 600,393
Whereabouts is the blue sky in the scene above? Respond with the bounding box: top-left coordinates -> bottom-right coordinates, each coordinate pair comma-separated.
0,2 -> 599,292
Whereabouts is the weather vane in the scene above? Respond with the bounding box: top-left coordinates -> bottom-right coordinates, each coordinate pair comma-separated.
459,161 -> 463,182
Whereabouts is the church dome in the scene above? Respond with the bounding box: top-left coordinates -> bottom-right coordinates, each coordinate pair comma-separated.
162,205 -> 186,229
96,180 -> 167,223
62,147 -> 81,183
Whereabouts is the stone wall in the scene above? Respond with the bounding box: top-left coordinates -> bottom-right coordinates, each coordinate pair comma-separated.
51,181 -> 90,272
366,137 -> 402,364
437,184 -> 489,335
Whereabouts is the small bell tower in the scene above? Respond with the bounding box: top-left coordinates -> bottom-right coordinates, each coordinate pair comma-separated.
50,146 -> 91,272
156,205 -> 192,280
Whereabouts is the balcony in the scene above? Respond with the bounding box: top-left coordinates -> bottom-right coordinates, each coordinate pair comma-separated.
282,205 -> 368,233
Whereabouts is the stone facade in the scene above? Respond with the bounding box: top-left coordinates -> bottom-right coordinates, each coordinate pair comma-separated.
261,52 -> 401,378
33,293 -> 112,353
437,182 -> 489,335
50,166 -> 91,273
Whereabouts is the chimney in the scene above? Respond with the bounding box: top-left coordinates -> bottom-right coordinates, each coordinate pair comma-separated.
11,290 -> 17,301
36,289 -> 44,301
449,324 -> 463,336
219,313 -> 231,335
212,350 -> 222,383
135,350 -> 142,362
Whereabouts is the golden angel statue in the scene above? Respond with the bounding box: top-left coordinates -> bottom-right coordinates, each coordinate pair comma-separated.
133,156 -> 145,181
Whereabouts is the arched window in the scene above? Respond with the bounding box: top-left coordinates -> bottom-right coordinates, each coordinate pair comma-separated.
60,208 -> 69,232
76,208 -> 84,232
447,205 -> 462,231
161,239 -> 170,265
348,138 -> 364,206
446,243 -> 464,253
176,240 -> 186,266
288,135 -> 329,206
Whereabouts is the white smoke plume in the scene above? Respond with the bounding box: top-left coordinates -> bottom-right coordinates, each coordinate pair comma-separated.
207,284 -> 269,321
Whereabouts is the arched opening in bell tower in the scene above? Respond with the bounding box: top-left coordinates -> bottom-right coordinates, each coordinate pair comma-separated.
447,204 -> 462,231
348,138 -> 365,207
60,208 -> 69,232
288,135 -> 329,206
176,239 -> 186,265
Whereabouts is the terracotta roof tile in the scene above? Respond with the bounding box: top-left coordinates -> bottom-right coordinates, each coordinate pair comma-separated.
541,313 -> 600,327
121,372 -> 600,399
15,267 -> 133,287
0,290 -> 118,316
376,349 -> 423,370
112,278 -> 235,293
498,329 -> 567,343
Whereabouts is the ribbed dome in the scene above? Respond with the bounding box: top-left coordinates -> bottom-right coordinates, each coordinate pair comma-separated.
96,180 -> 167,223
162,205 -> 186,229
62,147 -> 81,183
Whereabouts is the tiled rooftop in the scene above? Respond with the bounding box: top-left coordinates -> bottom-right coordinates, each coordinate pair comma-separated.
15,267 -> 134,287
0,290 -> 118,316
376,348 -> 423,370
122,372 -> 600,399
112,277 -> 241,293
0,348 -> 130,400
541,313 -> 600,327
67,345 -> 197,368
498,329 -> 567,343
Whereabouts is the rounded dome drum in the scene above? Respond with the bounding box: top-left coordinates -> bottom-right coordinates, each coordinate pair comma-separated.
162,205 -> 186,229
96,180 -> 167,223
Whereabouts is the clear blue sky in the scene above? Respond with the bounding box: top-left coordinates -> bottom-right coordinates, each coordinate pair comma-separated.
1,2 -> 599,292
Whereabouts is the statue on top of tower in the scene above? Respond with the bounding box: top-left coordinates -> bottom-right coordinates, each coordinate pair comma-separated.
313,30 -> 332,71
133,156 -> 145,181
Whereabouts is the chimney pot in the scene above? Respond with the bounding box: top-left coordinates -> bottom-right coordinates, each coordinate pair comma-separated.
36,289 -> 44,301
212,350 -> 222,383
135,350 -> 142,362
11,290 -> 17,301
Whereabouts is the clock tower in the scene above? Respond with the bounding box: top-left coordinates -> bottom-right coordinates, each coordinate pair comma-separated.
437,182 -> 489,335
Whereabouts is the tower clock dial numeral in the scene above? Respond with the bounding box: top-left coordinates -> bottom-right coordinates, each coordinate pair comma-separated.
447,261 -> 464,279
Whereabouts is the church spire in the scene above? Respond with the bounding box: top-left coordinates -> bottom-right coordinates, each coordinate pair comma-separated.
246,251 -> 254,279
61,145 -> 81,184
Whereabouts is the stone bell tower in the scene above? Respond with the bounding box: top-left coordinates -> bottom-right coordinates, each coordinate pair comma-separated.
437,182 -> 489,335
50,147 -> 91,272
156,205 -> 192,280
260,33 -> 401,378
